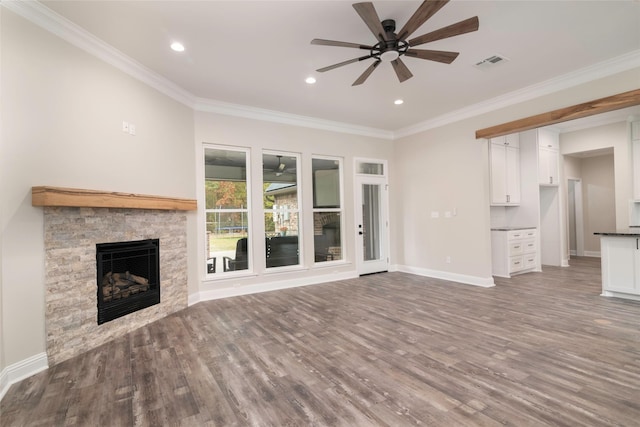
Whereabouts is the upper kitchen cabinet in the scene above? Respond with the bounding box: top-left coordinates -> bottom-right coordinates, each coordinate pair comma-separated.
537,129 -> 560,186
490,133 -> 521,206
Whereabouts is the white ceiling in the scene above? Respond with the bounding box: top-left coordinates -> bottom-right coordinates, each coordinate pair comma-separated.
39,0 -> 640,132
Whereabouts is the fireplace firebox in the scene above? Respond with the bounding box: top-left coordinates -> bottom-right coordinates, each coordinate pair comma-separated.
96,239 -> 160,324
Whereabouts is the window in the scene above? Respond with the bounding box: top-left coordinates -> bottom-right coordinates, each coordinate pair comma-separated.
263,152 -> 300,268
357,161 -> 384,175
312,157 -> 343,263
204,146 -> 250,275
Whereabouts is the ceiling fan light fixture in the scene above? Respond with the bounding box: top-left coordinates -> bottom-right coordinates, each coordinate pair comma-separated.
381,50 -> 399,62
394,99 -> 404,105
305,76 -> 317,84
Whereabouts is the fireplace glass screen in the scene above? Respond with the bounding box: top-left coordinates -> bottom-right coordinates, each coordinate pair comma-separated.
96,239 -> 160,324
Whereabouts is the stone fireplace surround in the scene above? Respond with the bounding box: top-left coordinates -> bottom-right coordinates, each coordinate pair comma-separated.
36,187 -> 195,366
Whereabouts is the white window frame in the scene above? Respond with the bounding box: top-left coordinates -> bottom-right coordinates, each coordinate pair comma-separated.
203,144 -> 253,277
262,150 -> 303,270
312,155 -> 345,265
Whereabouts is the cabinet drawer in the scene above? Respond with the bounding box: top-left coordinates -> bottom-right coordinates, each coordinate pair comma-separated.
509,241 -> 524,255
523,229 -> 536,239
508,230 -> 525,240
509,256 -> 524,272
524,254 -> 537,269
523,239 -> 537,254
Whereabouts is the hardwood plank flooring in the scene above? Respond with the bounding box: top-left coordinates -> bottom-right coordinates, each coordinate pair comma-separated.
2,257 -> 639,426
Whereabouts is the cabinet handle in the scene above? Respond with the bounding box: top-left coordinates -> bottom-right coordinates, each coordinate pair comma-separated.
637,238 -> 638,250
550,176 -> 553,184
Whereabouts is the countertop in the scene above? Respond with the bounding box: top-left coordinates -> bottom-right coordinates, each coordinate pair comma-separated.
491,226 -> 536,231
594,227 -> 640,236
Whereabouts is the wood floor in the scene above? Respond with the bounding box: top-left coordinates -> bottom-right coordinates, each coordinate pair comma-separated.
2,257 -> 639,426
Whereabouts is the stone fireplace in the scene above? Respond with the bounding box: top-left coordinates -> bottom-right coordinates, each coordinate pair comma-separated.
35,186 -> 196,366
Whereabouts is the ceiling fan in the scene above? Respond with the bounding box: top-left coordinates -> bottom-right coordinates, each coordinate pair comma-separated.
265,155 -> 295,177
311,0 -> 479,86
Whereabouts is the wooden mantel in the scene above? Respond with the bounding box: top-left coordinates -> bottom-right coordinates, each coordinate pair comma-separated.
32,186 -> 197,211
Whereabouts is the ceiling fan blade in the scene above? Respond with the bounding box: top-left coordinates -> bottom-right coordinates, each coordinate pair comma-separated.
405,49 -> 459,64
391,58 -> 413,83
311,39 -> 373,50
352,60 -> 381,86
317,55 -> 373,73
353,2 -> 389,42
397,0 -> 449,41
408,16 -> 479,47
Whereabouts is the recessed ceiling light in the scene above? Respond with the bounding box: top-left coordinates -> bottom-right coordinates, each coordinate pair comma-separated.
305,76 -> 316,84
170,42 -> 185,52
394,99 -> 404,105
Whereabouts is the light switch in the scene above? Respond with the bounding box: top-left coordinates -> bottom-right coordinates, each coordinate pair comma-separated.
122,121 -> 129,132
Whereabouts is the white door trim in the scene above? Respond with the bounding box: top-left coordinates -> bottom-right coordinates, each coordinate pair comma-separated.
354,158 -> 389,275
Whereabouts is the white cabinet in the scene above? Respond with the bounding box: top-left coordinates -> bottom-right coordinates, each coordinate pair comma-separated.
491,228 -> 538,278
600,235 -> 640,300
490,134 -> 520,205
538,130 -> 559,186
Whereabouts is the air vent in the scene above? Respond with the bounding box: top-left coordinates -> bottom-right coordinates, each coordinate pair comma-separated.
474,54 -> 509,69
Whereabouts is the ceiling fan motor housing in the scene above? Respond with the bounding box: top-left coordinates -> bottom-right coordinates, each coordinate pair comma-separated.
373,19 -> 407,62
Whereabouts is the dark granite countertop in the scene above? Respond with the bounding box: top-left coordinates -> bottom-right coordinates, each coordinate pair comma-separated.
595,227 -> 640,236
491,226 -> 536,231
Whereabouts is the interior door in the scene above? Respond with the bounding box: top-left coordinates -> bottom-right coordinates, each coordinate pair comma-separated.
355,175 -> 388,275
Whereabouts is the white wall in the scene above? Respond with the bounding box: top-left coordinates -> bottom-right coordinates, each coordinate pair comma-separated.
393,69 -> 640,283
1,10 -> 196,368
0,5 -> 5,378
562,153 -> 616,255
193,112 -> 394,298
581,155 -> 616,253
393,122 -> 493,282
561,122 -> 631,229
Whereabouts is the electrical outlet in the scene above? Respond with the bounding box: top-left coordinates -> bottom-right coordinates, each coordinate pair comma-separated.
444,211 -> 452,218
129,124 -> 136,135
446,256 -> 451,264
431,211 -> 439,218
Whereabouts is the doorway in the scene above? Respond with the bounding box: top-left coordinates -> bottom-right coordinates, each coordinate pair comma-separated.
354,160 -> 389,275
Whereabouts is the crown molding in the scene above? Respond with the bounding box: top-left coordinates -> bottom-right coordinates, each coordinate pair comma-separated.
394,50 -> 640,139
194,98 -> 394,140
5,1 -> 640,141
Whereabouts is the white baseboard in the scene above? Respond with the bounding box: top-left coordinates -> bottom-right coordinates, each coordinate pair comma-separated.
396,265 -> 496,288
584,251 -> 601,258
192,270 -> 359,303
601,290 -> 640,301
0,352 -> 48,401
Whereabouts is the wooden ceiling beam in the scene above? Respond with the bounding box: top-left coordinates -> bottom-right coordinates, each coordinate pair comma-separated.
475,88 -> 640,140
